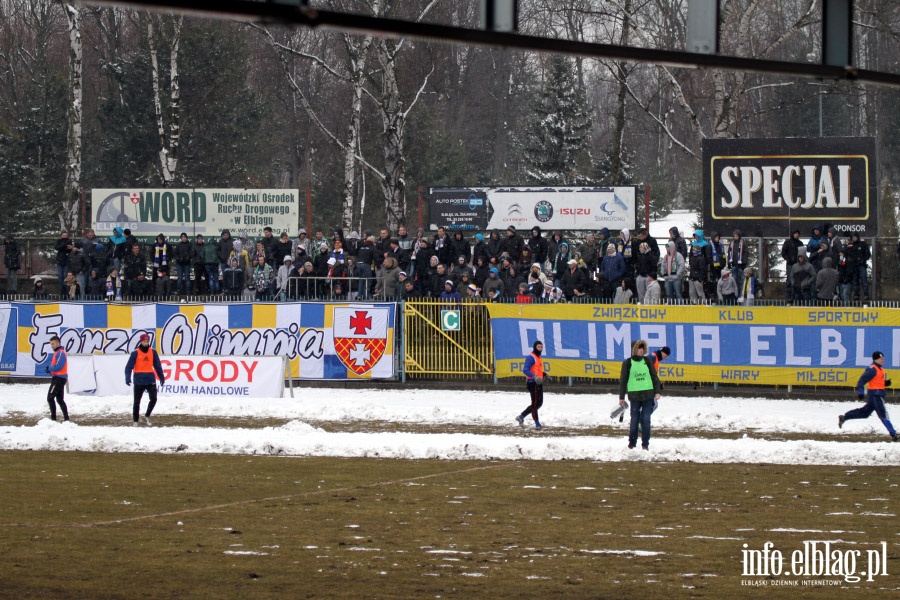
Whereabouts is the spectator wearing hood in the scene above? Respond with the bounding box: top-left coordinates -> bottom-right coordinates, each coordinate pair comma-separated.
807,225 -> 826,271
296,228 -> 311,256
174,232 -> 193,295
473,255 -> 490,288
3,235 -> 20,294
448,230 -> 470,265
344,231 -> 362,257
501,263 -> 524,299
551,241 -> 571,287
32,276 -> 48,300
781,229 -> 803,300
727,229 -> 749,293
500,226 -> 524,262
313,242 -> 331,277
528,226 -> 549,266
472,233 -> 489,266
89,242 -> 109,280
614,229 -> 634,278
85,267 -> 105,299
668,227 -> 688,259
816,257 -> 839,305
687,239 -> 709,304
527,263 -> 548,293
222,257 -> 245,298
791,247 -> 816,304
228,240 -> 253,285
107,227 -> 128,272
449,254 -> 473,284
823,227 -> 842,267
482,266 -> 505,299
659,240 -> 685,302
547,231 -> 566,261
716,268 -> 738,304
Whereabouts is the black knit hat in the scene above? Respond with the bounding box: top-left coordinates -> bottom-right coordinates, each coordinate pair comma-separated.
873,351 -> 884,361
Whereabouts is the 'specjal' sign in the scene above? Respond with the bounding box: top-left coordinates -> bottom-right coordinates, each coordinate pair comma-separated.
702,137 -> 877,237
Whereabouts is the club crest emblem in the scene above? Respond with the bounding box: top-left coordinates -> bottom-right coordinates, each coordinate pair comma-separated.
332,307 -> 389,375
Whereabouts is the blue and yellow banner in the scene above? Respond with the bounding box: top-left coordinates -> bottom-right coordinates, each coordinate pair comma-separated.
485,304 -> 900,387
0,301 -> 396,380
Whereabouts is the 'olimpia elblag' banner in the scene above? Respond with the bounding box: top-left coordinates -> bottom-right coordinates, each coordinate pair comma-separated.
0,302 -> 396,380
486,304 -> 900,387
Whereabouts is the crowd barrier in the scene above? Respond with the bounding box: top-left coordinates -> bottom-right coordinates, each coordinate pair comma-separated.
2,299 -> 897,390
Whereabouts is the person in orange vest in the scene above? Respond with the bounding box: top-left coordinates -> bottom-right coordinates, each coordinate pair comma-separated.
125,333 -> 165,426
46,335 -> 70,422
650,346 -> 670,372
839,351 -> 897,441
515,340 -> 545,430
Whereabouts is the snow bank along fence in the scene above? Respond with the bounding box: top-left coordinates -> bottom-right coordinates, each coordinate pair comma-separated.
3,300 -> 898,389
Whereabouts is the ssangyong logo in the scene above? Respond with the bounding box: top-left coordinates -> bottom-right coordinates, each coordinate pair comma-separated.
534,200 -> 553,222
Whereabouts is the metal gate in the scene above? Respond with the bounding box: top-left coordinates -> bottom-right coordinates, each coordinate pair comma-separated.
402,300 -> 493,380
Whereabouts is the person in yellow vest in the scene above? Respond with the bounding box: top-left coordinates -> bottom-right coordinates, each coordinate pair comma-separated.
839,351 -> 897,441
516,340 -> 545,430
618,339 -> 662,450
125,333 -> 165,426
46,335 -> 70,422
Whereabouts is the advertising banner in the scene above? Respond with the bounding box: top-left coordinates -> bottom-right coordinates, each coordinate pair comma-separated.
0,301 -> 396,381
485,303 -> 900,387
68,354 -> 286,398
702,137 -> 877,237
428,187 -> 638,231
91,188 -> 300,241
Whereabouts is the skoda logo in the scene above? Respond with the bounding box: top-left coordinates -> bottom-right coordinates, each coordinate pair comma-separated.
534,200 -> 553,223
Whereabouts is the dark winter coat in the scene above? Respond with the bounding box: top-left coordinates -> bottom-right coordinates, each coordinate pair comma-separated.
3,239 -> 20,271
174,239 -> 193,265
528,228 -> 549,265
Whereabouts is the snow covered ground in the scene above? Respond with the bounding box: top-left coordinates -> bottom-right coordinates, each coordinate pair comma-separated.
2,384 -> 898,465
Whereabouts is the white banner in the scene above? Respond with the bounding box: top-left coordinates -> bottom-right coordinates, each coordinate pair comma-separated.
91,188 -> 300,240
69,354 -> 285,398
485,187 -> 637,230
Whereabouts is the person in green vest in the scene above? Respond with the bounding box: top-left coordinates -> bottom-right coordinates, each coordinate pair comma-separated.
618,339 -> 662,450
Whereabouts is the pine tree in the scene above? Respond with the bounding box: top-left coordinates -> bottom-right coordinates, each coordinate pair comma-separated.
523,55 -> 593,185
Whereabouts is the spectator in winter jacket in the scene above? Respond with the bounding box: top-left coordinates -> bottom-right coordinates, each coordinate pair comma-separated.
190,235 -> 208,294
89,242 -> 109,279
501,264 -> 524,298
129,271 -> 153,300
62,272 -> 80,301
816,257 -> 839,305
807,225 -> 826,271
791,248 -> 816,304
482,267 -> 505,299
668,227 -> 688,259
633,242 -> 656,304
836,248 -> 855,303
174,232 -> 193,294
274,232 -> 294,267
528,226 -> 549,266
105,266 -> 121,301
151,234 -> 171,287
635,228 -> 660,264
551,242 -> 571,286
687,239 -> 709,304
577,234 -> 600,274
470,233 -> 488,267
107,226 -> 129,272
3,235 -> 20,294
781,230 -> 803,299
409,235 -> 432,280
252,255 -> 276,301
65,242 -> 90,299
449,255 -> 473,283
261,226 -> 278,266
846,233 -> 870,301
599,244 -> 626,298
85,268 -> 105,299
217,229 -> 234,274
55,231 -> 73,288
659,240 -> 685,302
644,273 -> 661,305
229,240 -> 253,284
615,228 -> 635,278
614,278 -> 635,304
449,231 -> 470,265
486,230 -> 503,265
122,243 -> 147,297
738,267 -> 759,306
716,268 -> 738,304
375,256 -> 401,299
561,259 -> 588,300
32,276 -> 48,300
727,229 -> 749,293
500,226 -> 524,263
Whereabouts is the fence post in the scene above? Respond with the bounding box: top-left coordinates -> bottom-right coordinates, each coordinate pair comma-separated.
399,301 -> 406,383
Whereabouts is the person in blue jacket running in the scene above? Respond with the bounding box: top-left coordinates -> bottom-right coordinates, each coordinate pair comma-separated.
839,351 -> 898,441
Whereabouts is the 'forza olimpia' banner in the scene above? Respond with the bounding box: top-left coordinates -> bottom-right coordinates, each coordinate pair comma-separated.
486,304 -> 900,387
0,302 -> 396,381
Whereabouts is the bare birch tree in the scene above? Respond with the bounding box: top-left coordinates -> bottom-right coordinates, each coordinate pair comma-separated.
59,1 -> 82,231
146,13 -> 183,185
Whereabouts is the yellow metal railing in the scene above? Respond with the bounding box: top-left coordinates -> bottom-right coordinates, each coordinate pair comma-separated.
402,300 -> 493,379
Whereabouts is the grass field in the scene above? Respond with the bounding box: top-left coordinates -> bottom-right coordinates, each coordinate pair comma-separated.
0,451 -> 896,599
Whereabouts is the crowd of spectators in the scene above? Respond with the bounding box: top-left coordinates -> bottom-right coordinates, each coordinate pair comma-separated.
3,223 -> 875,305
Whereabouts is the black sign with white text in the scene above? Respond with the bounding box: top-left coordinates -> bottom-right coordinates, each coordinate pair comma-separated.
702,137 -> 877,237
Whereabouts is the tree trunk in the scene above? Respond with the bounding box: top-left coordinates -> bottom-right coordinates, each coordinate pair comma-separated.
375,38 -> 407,231
148,14 -> 183,186
608,0 -> 632,185
61,2 -> 82,232
342,34 -> 372,231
